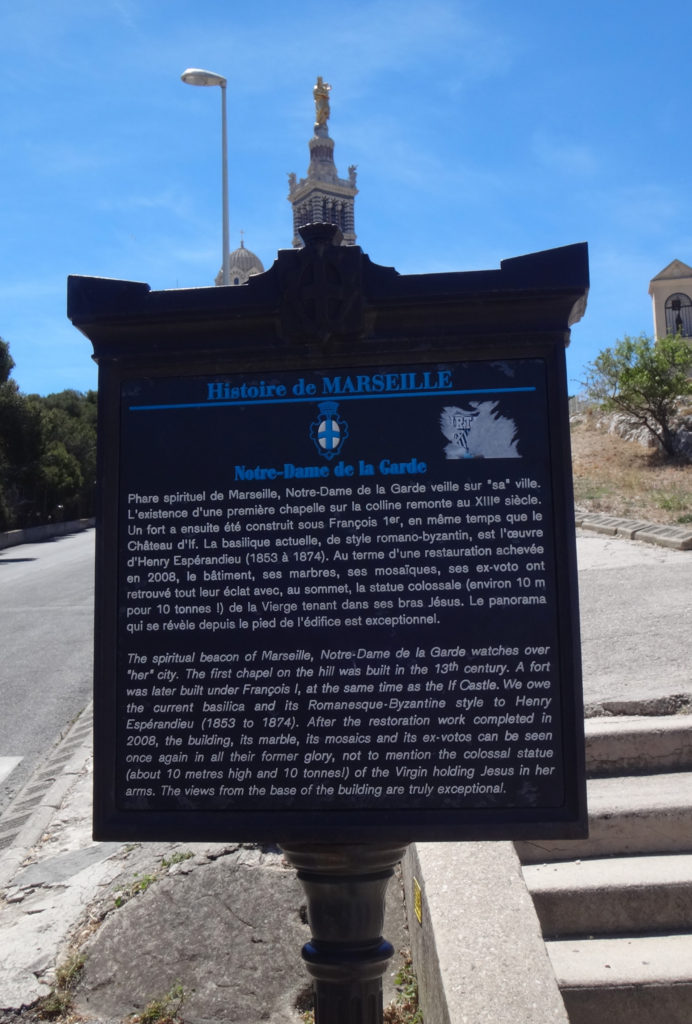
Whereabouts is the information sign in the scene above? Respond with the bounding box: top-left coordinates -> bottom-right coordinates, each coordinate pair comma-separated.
69,234 -> 588,842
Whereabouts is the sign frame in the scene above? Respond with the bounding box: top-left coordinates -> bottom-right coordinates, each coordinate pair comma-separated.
69,226 -> 589,844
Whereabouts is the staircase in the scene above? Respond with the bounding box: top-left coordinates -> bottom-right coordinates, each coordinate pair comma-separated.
515,715 -> 692,1024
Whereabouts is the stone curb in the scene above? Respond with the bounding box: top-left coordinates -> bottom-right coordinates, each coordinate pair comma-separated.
0,706 -> 94,892
575,512 -> 692,550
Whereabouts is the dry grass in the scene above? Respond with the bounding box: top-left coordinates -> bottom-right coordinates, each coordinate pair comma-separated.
570,416 -> 692,525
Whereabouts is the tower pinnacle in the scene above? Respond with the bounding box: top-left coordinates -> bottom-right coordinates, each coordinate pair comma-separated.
288,77 -> 357,247
313,76 -> 331,133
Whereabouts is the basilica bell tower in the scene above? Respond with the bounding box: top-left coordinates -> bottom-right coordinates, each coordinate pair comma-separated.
288,77 -> 358,247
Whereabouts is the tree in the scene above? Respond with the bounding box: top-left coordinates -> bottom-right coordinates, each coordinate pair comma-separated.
0,337 -> 15,384
31,390 -> 97,519
0,337 -> 98,529
0,377 -> 44,528
582,333 -> 692,456
35,440 -> 84,521
0,336 -> 23,528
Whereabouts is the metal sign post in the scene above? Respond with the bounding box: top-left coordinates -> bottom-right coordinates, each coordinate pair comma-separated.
281,843 -> 408,1024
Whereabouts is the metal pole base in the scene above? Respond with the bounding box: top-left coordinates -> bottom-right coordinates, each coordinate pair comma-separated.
281,843 -> 409,1024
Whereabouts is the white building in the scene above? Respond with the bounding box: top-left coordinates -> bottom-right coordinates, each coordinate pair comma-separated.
648,260 -> 692,339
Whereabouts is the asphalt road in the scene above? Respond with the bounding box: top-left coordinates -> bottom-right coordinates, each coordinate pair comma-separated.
0,527 -> 689,815
0,529 -> 95,814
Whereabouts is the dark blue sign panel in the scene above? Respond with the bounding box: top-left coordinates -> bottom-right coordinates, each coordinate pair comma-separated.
118,359 -> 567,817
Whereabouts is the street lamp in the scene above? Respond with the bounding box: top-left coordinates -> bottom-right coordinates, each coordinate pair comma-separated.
181,67 -> 230,286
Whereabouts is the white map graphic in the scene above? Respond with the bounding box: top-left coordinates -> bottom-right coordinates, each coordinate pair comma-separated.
440,401 -> 520,459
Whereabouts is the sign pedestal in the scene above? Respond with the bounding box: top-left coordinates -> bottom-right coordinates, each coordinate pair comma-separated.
281,843 -> 409,1024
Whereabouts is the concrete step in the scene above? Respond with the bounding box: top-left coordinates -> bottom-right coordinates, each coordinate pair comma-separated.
523,853 -> 692,937
516,771 -> 692,864
547,932 -> 692,1024
586,715 -> 692,777
517,719 -> 692,1020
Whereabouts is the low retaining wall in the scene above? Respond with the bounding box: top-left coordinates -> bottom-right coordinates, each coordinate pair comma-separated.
0,518 -> 94,550
401,841 -> 567,1023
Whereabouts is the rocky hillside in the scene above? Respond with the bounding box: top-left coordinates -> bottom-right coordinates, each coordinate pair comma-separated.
570,412 -> 692,526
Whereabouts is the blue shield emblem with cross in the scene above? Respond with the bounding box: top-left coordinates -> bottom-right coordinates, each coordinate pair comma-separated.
310,401 -> 349,460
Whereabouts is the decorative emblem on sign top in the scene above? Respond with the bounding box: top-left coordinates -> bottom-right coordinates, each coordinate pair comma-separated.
310,400 -> 349,459
278,224 -> 365,348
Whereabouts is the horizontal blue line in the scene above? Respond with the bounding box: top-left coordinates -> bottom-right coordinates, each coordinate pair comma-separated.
129,386 -> 536,412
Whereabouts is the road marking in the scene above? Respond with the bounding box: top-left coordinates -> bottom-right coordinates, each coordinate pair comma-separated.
0,757 -> 22,787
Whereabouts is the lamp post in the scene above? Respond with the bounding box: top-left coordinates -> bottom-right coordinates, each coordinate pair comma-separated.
180,67 -> 230,286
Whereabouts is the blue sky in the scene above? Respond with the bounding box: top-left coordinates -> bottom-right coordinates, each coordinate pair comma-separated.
2,0 -> 690,396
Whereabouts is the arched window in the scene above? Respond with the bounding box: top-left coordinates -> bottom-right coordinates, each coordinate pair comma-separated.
665,293 -> 692,336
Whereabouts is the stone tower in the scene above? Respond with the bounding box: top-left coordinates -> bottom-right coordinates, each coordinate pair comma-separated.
648,259 -> 692,338
288,77 -> 358,247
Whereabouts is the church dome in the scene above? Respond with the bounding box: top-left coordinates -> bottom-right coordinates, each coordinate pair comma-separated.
216,239 -> 265,286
